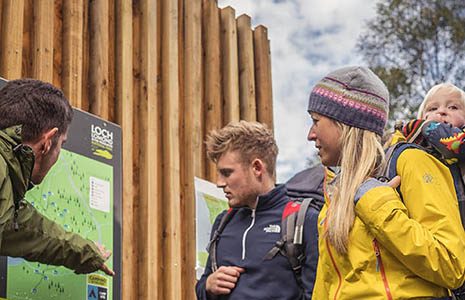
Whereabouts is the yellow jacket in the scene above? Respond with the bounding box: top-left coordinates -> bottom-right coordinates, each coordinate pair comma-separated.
312,148 -> 465,299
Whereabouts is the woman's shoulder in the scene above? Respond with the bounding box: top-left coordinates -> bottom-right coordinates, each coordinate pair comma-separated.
396,147 -> 450,175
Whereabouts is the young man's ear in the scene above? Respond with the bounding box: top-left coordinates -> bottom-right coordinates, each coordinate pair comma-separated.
251,159 -> 266,176
40,128 -> 59,155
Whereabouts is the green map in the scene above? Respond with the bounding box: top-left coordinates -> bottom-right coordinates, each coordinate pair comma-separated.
7,149 -> 114,300
203,194 -> 229,225
195,177 -> 229,279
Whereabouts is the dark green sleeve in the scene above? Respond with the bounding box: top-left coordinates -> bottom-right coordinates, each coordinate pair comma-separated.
0,201 -> 105,274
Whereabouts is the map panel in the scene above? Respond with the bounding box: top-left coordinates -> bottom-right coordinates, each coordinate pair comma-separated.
7,150 -> 114,300
194,177 -> 228,279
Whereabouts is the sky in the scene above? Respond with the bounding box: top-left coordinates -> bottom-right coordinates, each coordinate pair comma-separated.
218,0 -> 378,182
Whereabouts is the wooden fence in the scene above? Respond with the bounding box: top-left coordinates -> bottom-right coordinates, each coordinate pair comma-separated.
0,0 -> 273,299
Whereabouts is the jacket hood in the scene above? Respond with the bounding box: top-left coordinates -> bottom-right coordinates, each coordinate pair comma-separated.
0,126 -> 35,202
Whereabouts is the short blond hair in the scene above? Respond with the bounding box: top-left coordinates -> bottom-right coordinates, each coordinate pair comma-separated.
417,83 -> 465,118
206,121 -> 278,177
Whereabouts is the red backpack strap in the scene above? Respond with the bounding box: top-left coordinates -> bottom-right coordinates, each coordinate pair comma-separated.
264,198 -> 314,288
282,201 -> 301,220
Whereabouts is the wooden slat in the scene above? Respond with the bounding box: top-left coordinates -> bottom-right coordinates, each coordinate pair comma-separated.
136,0 -> 161,298
89,0 -> 110,119
81,0 -> 90,111
237,14 -> 256,121
32,0 -> 54,82
108,0 -> 116,123
161,0 -> 182,298
203,0 -> 221,181
0,2 -> 2,44
0,0 -> 24,79
115,0 -> 135,299
254,25 -> 274,129
220,6 -> 240,125
53,0 -> 63,88
181,0 -> 202,299
21,0 -> 33,78
62,0 -> 83,108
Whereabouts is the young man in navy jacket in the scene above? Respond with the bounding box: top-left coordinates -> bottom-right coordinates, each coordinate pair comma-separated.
195,121 -> 319,300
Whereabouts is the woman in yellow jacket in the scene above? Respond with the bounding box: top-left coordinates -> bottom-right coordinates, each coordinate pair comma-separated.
307,66 -> 465,299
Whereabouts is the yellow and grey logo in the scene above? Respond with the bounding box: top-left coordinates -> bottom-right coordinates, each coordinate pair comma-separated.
91,124 -> 113,160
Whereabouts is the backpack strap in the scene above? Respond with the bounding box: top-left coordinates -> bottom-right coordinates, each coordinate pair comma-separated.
263,198 -> 313,288
207,208 -> 237,272
384,142 -> 426,180
294,198 -> 312,245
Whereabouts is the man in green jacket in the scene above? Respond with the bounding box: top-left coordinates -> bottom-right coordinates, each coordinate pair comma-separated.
0,78 -> 114,276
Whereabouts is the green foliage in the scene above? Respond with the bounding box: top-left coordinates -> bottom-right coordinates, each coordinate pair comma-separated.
357,0 -> 465,123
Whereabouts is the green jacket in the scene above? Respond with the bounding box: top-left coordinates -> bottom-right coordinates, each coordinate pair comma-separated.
0,126 -> 104,274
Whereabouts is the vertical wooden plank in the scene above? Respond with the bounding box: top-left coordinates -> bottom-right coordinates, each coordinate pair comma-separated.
81,0 -> 90,112
182,0 -> 202,299
132,7 -> 142,299
32,0 -> 54,82
220,6 -> 240,124
21,0 -> 33,78
203,0 -> 221,181
136,0 -> 161,299
108,0 -> 116,123
89,0 -> 110,120
62,0 -> 84,108
161,0 -> 182,298
115,0 -> 135,299
237,14 -> 256,121
53,0 -> 63,88
0,2 -> 2,42
254,25 -> 274,130
0,0 -> 24,79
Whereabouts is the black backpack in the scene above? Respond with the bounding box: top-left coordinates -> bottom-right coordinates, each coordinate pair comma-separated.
207,164 -> 325,288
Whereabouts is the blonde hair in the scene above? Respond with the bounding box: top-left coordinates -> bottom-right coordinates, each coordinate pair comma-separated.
417,83 -> 465,118
326,123 -> 385,253
205,121 -> 278,177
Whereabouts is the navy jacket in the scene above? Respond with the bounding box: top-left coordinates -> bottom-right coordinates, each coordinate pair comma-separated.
195,184 -> 319,300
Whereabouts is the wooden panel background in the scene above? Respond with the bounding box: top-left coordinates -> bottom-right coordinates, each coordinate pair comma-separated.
0,0 -> 273,299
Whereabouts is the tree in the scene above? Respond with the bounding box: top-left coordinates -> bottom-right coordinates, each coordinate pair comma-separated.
357,0 -> 465,123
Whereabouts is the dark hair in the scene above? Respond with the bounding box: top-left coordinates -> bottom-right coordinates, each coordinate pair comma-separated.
0,79 -> 73,142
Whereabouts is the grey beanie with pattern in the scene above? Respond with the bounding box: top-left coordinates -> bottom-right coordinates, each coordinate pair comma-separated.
307,66 -> 389,136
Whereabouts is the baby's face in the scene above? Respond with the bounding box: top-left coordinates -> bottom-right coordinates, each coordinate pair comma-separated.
423,88 -> 465,127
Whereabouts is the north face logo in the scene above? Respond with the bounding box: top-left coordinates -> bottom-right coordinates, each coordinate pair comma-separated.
263,224 -> 280,233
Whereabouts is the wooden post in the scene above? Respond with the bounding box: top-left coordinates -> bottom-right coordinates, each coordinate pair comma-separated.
182,0 -> 202,299
89,0 -> 110,119
237,14 -> 256,121
63,0 -> 84,108
81,0 -> 90,111
220,6 -> 240,125
53,0 -> 63,88
0,0 -> 24,79
134,0 -> 162,299
161,0 -> 182,298
32,0 -> 54,82
115,0 -> 135,299
254,25 -> 274,129
21,0 -> 33,78
203,0 -> 221,182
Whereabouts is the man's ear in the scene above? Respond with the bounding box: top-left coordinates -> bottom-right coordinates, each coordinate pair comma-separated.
251,158 -> 265,176
40,128 -> 59,154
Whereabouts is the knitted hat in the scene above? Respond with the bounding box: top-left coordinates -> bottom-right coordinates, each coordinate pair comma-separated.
307,66 -> 389,136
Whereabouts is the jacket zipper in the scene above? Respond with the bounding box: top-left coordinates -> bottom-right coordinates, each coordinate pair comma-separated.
322,172 -> 342,300
242,208 -> 256,260
324,219 -> 342,300
373,239 -> 393,300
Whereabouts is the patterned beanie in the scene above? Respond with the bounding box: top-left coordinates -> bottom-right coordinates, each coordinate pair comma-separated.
307,66 -> 389,136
